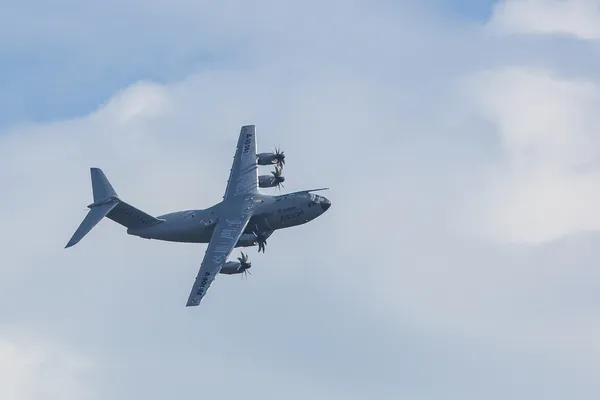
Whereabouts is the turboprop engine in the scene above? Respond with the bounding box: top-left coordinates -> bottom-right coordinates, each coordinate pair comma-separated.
220,252 -> 251,276
235,229 -> 271,253
258,165 -> 285,189
257,146 -> 285,169
236,233 -> 259,247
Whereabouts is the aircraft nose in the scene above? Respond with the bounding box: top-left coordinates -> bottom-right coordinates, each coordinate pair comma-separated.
321,198 -> 331,212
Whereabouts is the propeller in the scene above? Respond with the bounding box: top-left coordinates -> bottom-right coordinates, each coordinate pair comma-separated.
271,165 -> 285,190
252,225 -> 268,253
273,146 -> 285,169
237,251 -> 252,279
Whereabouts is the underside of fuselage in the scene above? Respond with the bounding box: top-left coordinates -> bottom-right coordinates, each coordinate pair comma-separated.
126,191 -> 330,245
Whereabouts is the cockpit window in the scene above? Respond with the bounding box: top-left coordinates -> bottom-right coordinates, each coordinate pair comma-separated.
310,194 -> 323,202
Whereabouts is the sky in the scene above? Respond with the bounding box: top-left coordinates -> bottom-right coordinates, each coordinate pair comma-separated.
1,0 -> 600,399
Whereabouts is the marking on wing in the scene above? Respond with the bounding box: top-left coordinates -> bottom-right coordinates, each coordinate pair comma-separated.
188,212 -> 253,303
242,131 -> 252,154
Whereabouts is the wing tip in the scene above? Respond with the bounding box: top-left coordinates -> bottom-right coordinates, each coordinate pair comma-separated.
186,295 -> 201,307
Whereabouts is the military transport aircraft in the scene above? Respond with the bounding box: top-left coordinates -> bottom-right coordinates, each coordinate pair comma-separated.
64,125 -> 331,306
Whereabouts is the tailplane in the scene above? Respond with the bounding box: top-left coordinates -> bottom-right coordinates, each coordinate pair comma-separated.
65,168 -> 163,248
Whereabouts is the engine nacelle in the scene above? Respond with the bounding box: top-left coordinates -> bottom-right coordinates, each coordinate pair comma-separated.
259,175 -> 278,188
220,261 -> 243,275
257,153 -> 278,166
257,148 -> 284,168
235,233 -> 258,247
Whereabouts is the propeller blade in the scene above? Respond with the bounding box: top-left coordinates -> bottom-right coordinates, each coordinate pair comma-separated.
252,224 -> 268,253
273,146 -> 285,168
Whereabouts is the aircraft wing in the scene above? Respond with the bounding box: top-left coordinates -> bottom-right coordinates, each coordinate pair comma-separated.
186,125 -> 261,307
223,125 -> 259,199
185,200 -> 257,307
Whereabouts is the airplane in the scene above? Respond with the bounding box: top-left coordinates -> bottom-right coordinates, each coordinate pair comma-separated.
64,125 -> 331,306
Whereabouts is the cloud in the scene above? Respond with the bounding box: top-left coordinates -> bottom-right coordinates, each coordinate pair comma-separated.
2,1 -> 600,399
464,66 -> 600,244
487,0 -> 600,39
0,334 -> 94,400
2,65 -> 422,399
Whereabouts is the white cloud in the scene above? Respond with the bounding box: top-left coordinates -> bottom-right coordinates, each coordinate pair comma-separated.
0,335 -> 94,400
465,67 -> 600,244
2,1 -> 600,399
0,66 -> 419,399
487,0 -> 600,40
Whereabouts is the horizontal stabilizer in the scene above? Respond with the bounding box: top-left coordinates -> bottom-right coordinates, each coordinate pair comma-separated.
65,201 -> 118,248
65,167 -> 162,249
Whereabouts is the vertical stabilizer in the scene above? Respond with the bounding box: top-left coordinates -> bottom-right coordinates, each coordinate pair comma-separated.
91,167 -> 117,201
65,168 -> 163,248
65,168 -> 120,248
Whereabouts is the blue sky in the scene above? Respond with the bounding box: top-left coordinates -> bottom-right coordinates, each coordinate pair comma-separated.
0,0 -> 500,126
2,1 -> 600,399
438,0 -> 498,19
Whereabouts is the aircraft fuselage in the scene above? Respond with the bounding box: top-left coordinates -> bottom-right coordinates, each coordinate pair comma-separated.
126,191 -> 331,245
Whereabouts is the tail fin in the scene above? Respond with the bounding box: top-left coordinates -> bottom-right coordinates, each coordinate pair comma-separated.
65,168 -> 163,248
91,167 -> 117,202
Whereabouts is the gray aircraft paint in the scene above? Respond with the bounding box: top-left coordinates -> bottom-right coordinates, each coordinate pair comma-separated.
127,192 -> 330,244
65,125 -> 331,306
